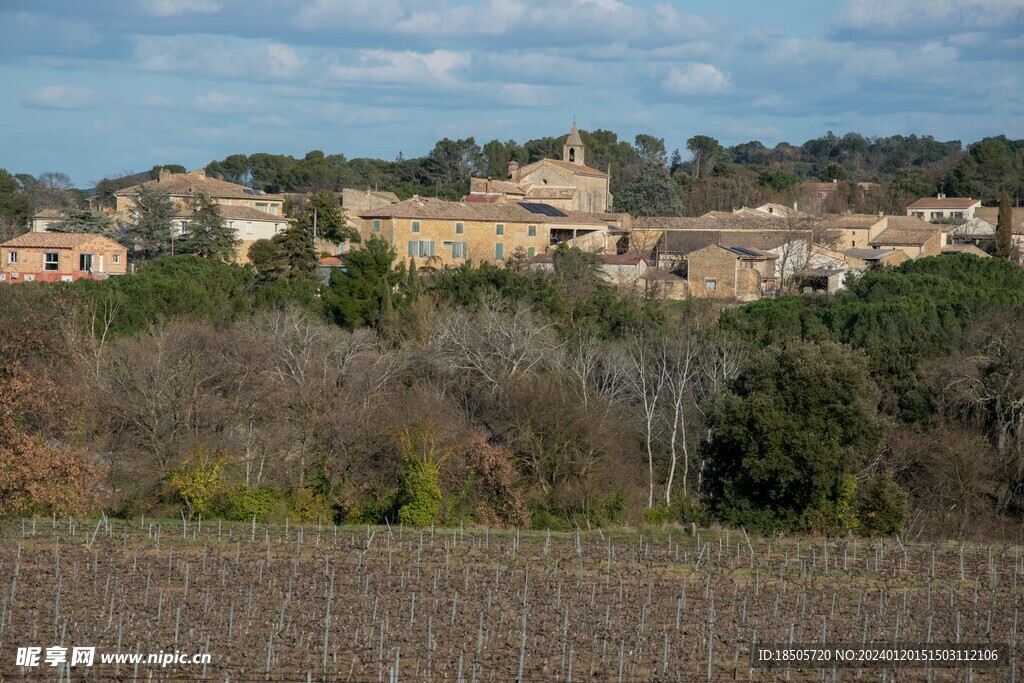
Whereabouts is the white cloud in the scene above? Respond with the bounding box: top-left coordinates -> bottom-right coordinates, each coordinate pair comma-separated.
134,36 -> 306,81
838,0 -> 1024,32
330,49 -> 470,85
294,0 -> 709,44
194,91 -> 257,113
663,63 -> 731,95
142,0 -> 222,17
22,85 -> 101,110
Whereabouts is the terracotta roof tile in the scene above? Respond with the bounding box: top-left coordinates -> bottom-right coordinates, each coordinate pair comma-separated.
1,232 -> 122,249
116,170 -> 284,201
907,197 -> 980,209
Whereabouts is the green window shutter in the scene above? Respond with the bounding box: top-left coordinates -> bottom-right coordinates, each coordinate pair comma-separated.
527,247 -> 535,258
408,241 -> 416,257
495,243 -> 504,260
429,241 -> 435,257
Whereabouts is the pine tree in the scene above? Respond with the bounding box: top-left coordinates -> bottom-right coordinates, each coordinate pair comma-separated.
274,222 -> 317,276
51,209 -> 116,237
124,187 -> 174,260
996,191 -> 1014,259
179,194 -> 238,261
304,190 -> 358,245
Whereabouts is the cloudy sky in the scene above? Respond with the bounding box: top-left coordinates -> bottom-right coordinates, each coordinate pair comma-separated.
1,0 -> 1022,186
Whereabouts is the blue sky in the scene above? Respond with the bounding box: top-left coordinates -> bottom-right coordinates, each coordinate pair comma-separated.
1,0 -> 1022,186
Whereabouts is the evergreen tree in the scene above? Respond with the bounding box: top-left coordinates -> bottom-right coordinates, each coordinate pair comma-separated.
179,194 -> 238,262
51,209 -> 116,237
274,222 -> 318,276
322,237 -> 404,328
997,191 -> 1014,259
406,257 -> 421,300
615,161 -> 683,217
124,187 -> 174,260
247,238 -> 286,282
303,190 -> 358,245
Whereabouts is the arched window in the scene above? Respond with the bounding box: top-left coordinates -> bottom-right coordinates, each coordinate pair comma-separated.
569,148 -> 575,162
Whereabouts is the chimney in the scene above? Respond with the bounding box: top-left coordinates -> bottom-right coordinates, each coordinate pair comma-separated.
793,201 -> 798,211
832,178 -> 838,184
158,167 -> 171,182
486,178 -> 492,194
507,161 -> 520,181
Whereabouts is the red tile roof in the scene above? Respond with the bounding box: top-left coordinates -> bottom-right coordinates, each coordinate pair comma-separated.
907,197 -> 980,209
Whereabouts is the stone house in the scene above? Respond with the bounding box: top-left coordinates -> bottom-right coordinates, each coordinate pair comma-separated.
869,221 -> 943,259
907,195 -> 980,221
358,197 -> 616,268
841,248 -> 909,270
1,232 -> 127,283
114,168 -> 287,262
684,244 -> 777,301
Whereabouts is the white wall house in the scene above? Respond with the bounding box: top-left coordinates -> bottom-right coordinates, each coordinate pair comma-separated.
906,195 -> 981,221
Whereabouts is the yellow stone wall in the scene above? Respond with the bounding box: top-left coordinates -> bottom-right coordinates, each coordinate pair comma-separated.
362,217 -> 552,267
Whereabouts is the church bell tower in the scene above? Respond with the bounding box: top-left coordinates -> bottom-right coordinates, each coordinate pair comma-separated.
563,122 -> 585,166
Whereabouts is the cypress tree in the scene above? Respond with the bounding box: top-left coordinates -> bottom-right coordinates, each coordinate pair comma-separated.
996,191 -> 1013,259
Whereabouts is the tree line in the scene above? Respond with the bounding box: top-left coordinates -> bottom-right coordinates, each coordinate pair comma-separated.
3,244 -> 1023,540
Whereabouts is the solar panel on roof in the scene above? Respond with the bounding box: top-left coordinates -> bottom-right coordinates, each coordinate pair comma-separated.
243,189 -> 258,196
519,202 -> 568,217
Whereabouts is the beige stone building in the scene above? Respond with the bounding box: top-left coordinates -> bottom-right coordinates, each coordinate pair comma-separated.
684,244 -> 777,301
358,197 -> 617,268
467,123 -> 613,212
115,168 -> 288,262
869,220 -> 943,259
1,232 -> 127,283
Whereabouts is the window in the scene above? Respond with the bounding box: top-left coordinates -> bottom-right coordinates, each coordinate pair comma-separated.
851,240 -> 856,247
528,224 -> 537,237
6,251 -> 15,265
79,253 -> 93,272
930,212 -> 942,220
455,222 -> 464,235
952,211 -> 963,219
527,247 -> 535,258
24,274 -> 35,282
448,241 -> 467,259
179,220 -> 188,235
569,148 -> 575,162
495,223 -> 504,236
113,253 -> 121,265
373,219 -> 382,233
408,240 -> 434,258
412,220 -> 421,233
44,252 -> 59,271
704,278 -> 717,292
495,243 -> 504,260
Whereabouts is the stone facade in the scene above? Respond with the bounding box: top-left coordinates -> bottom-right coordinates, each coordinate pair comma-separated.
1,232 -> 127,283
468,123 -> 613,212
684,244 -> 773,302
